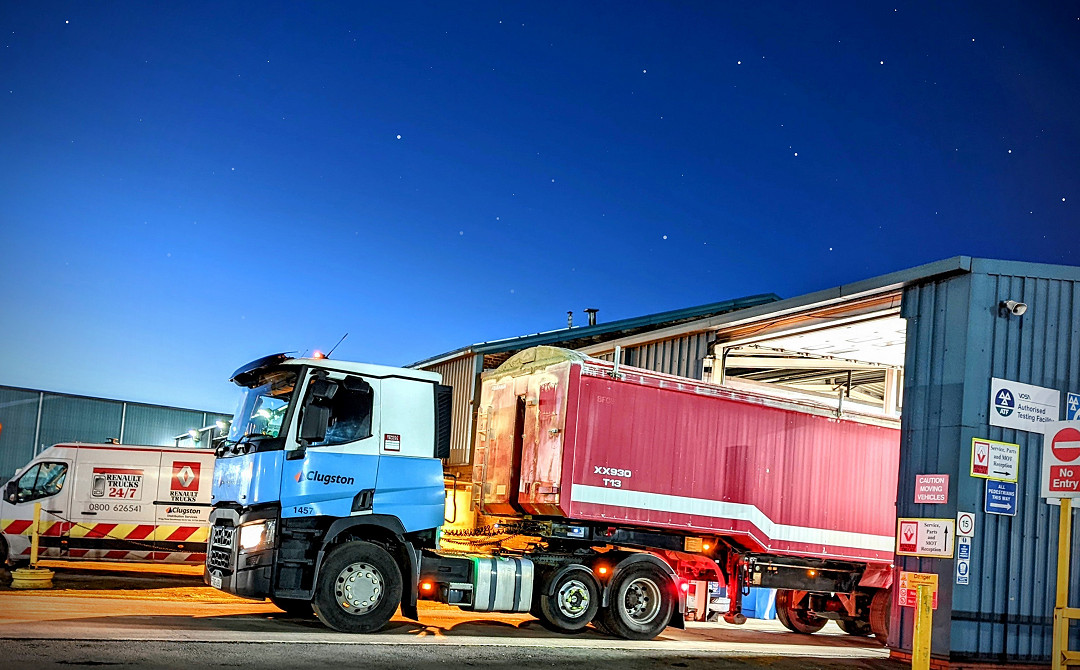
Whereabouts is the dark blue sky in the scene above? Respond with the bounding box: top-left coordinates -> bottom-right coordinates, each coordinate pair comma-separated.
1,2 -> 1077,411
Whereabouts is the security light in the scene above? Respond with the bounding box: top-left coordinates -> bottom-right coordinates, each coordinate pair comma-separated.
999,300 -> 1028,317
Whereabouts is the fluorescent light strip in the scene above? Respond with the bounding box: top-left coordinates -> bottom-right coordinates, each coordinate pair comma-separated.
570,484 -> 894,553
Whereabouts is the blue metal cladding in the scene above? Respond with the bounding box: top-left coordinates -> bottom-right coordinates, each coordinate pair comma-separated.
37,394 -> 123,454
0,388 -> 40,481
896,260 -> 1080,663
122,404 -> 206,446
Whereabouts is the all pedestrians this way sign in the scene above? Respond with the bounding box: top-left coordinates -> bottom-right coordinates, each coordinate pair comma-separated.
1042,421 -> 1080,498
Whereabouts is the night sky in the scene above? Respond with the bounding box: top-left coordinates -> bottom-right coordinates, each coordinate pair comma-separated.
1,2 -> 1077,411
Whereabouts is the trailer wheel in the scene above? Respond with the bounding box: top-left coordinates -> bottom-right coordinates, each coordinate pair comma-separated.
312,541 -> 402,633
837,617 -> 873,636
775,589 -> 827,634
269,595 -> 314,618
537,569 -> 600,633
869,588 -> 891,642
598,564 -> 674,640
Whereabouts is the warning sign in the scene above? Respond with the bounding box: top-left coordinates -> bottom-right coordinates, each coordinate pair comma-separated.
970,437 -> 1019,482
169,462 -> 201,503
914,474 -> 949,504
898,571 -> 939,609
91,468 -> 144,500
1042,421 -> 1080,498
896,518 -> 955,558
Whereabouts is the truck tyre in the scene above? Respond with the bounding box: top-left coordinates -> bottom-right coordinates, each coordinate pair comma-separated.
312,541 -> 402,633
597,564 -> 674,640
837,617 -> 873,636
776,590 -> 827,634
869,588 -> 891,642
269,596 -> 315,618
537,569 -> 599,633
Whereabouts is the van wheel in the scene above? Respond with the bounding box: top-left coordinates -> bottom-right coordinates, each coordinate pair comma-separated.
0,535 -> 8,566
597,564 -> 674,640
537,569 -> 599,633
776,590 -> 827,634
312,541 -> 402,633
269,595 -> 314,618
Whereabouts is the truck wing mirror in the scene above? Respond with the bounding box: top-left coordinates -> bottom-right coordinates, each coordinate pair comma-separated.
5,480 -> 16,503
299,405 -> 331,444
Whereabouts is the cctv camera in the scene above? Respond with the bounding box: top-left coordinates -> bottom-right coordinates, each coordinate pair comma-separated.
1000,300 -> 1027,317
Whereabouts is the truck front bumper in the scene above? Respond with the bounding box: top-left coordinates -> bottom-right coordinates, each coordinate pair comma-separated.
205,506 -> 278,600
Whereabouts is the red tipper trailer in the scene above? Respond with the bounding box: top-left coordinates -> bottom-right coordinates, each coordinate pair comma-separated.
471,345 -> 900,638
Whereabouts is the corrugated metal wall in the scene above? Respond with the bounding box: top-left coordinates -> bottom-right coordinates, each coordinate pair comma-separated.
897,265 -> 1080,663
594,332 -> 712,379
0,388 -> 40,483
123,404 -> 210,446
0,386 -> 225,481
422,355 -> 482,466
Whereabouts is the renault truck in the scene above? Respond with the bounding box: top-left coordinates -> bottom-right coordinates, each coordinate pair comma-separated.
206,347 -> 899,640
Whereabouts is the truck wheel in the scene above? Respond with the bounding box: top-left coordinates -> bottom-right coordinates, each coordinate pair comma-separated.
537,569 -> 600,633
597,564 -> 674,640
269,596 -> 315,618
312,541 -> 402,633
869,588 -> 891,642
837,617 -> 873,636
776,590 -> 827,634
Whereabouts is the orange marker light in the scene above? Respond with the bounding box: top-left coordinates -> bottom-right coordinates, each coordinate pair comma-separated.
702,543 -> 711,551
421,581 -> 433,592
597,566 -> 608,575
808,569 -> 817,578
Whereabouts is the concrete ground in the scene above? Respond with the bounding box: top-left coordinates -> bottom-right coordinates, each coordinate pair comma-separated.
0,562 -> 905,670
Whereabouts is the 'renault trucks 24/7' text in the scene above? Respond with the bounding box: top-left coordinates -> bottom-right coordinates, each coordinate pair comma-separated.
206,346 -> 899,640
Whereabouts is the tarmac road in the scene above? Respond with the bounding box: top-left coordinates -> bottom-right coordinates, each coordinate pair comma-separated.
0,563 -> 904,670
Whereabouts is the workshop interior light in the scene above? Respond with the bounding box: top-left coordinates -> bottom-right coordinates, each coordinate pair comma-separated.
999,299 -> 1028,317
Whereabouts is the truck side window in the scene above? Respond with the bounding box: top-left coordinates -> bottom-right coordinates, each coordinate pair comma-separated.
316,379 -> 375,447
15,462 -> 67,503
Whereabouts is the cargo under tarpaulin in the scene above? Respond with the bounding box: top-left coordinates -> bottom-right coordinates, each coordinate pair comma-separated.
474,346 -> 900,565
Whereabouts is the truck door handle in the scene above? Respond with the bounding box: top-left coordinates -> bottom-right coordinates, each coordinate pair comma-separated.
81,512 -> 97,516
44,509 -> 62,514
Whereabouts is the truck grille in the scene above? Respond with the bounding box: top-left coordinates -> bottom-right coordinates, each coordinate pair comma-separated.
207,525 -> 235,572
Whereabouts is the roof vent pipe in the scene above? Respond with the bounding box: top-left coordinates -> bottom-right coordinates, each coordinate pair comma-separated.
584,308 -> 599,326
567,311 -> 574,328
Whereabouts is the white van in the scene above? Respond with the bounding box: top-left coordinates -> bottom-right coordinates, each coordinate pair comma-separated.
0,443 -> 215,565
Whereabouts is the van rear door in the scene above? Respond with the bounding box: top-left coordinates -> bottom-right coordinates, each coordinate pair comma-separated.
68,446 -> 159,561
153,451 -> 213,563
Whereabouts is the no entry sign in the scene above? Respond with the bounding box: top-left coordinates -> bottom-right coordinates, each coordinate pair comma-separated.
1042,421 -> 1080,498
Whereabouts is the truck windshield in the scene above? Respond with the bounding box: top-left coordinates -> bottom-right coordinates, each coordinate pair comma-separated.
227,369 -> 298,445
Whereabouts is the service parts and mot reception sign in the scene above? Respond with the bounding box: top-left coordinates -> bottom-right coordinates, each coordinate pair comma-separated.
990,378 -> 1060,432
1042,421 -> 1080,498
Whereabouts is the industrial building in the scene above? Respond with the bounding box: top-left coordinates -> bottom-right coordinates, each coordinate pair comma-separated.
417,256 -> 1080,666
0,385 -> 230,482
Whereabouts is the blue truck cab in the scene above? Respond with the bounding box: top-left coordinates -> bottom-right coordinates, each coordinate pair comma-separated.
206,352 -> 452,631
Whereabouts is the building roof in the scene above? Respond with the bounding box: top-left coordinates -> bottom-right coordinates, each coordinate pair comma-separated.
411,292 -> 780,368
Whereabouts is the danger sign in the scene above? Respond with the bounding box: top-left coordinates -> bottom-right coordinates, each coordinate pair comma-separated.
898,571 -> 939,609
1042,421 -> 1080,498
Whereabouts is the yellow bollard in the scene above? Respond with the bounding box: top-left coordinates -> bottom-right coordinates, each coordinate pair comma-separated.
29,502 -> 41,566
10,501 -> 54,589
1052,498 -> 1073,670
912,583 -> 933,670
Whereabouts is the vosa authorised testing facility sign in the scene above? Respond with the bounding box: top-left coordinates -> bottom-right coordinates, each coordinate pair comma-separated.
990,378 -> 1059,432
1042,421 -> 1080,498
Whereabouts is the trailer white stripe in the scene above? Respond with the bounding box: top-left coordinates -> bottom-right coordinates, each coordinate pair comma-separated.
570,484 -> 894,553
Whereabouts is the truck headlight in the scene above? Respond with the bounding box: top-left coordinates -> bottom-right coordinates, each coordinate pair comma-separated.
239,520 -> 275,550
